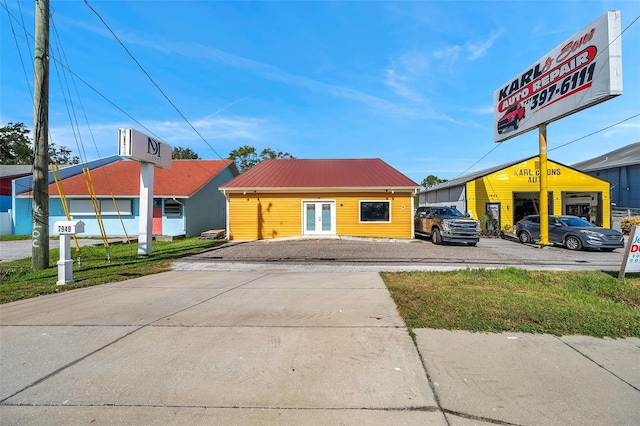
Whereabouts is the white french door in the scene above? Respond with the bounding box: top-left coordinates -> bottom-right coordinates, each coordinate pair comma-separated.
303,201 -> 335,236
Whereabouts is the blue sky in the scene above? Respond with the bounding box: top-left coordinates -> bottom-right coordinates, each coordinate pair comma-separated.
2,1 -> 639,185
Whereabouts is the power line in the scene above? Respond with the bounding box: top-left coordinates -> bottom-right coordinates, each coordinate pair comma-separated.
511,14 -> 640,133
51,30 -> 85,162
83,0 -> 225,161
460,14 -> 640,178
548,114 -> 640,152
2,2 -> 165,142
1,1 -> 33,101
457,143 -> 503,177
459,112 -> 639,178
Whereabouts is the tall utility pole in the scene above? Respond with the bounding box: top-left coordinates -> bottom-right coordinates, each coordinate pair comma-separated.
32,0 -> 50,270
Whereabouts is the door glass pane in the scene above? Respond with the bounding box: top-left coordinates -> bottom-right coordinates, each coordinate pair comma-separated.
321,204 -> 331,231
306,204 -> 316,231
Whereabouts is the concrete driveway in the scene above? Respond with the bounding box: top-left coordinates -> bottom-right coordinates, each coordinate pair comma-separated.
1,271 -> 443,424
1,268 -> 639,425
1,237 -> 638,424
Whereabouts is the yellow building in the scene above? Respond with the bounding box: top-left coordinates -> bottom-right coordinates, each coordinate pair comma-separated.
220,159 -> 420,241
418,156 -> 612,232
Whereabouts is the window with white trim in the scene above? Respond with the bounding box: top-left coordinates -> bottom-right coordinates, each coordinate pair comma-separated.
69,199 -> 132,216
164,199 -> 182,216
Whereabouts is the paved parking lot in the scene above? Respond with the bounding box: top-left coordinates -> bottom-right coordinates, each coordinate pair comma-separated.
1,235 -> 628,272
174,235 -> 628,272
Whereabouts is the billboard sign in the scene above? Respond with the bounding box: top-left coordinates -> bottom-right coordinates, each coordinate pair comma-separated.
494,11 -> 622,142
118,128 -> 172,169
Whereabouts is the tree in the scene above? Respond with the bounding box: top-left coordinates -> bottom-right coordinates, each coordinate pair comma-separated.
172,146 -> 200,159
228,145 -> 294,173
0,122 -> 32,165
0,122 -> 79,165
50,144 -> 79,165
421,175 -> 448,189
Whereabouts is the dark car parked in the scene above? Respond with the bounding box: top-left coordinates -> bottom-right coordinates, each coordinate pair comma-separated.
515,215 -> 624,251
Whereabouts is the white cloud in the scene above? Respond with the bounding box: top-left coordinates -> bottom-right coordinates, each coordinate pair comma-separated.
433,45 -> 462,60
79,18 -> 462,125
46,112 -> 273,162
466,105 -> 494,115
432,45 -> 462,74
384,69 -> 423,102
432,30 -> 502,65
384,68 -> 417,100
383,52 -> 430,102
616,122 -> 640,129
467,30 -> 503,61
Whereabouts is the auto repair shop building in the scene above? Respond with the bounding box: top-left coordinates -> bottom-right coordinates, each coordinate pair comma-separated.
417,155 -> 612,233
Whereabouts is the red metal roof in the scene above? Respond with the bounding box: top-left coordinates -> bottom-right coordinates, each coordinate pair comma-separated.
44,159 -> 234,197
220,159 -> 419,190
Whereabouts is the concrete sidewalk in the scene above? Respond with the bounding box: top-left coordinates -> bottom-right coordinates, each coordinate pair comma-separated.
1,271 -> 639,425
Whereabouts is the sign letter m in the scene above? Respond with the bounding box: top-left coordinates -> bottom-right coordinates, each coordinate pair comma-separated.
147,137 -> 162,157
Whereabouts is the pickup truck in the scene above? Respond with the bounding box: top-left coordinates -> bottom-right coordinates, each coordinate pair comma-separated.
414,206 -> 480,246
497,103 -> 525,134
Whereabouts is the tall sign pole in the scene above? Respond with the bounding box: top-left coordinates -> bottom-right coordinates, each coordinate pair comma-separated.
493,11 -> 622,247
32,0 -> 50,270
138,162 -> 155,255
538,124 -> 550,245
118,128 -> 172,256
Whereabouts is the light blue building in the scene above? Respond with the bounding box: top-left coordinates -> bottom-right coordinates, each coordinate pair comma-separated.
12,157 -> 238,238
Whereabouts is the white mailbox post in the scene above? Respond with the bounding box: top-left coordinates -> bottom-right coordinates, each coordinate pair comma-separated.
54,220 -> 85,285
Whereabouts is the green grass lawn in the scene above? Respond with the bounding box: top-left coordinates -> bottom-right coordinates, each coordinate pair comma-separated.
3,240 -> 639,338
0,237 -> 220,304
381,268 -> 640,338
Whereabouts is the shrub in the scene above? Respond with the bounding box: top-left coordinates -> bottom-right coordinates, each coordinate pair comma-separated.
479,213 -> 500,237
621,216 -> 640,235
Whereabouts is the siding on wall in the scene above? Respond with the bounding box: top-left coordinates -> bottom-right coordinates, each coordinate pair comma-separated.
418,187 -> 467,217
13,168 -> 237,237
227,191 -> 414,240
468,158 -> 611,229
183,166 -> 236,237
589,165 -> 640,208
15,197 -> 141,237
